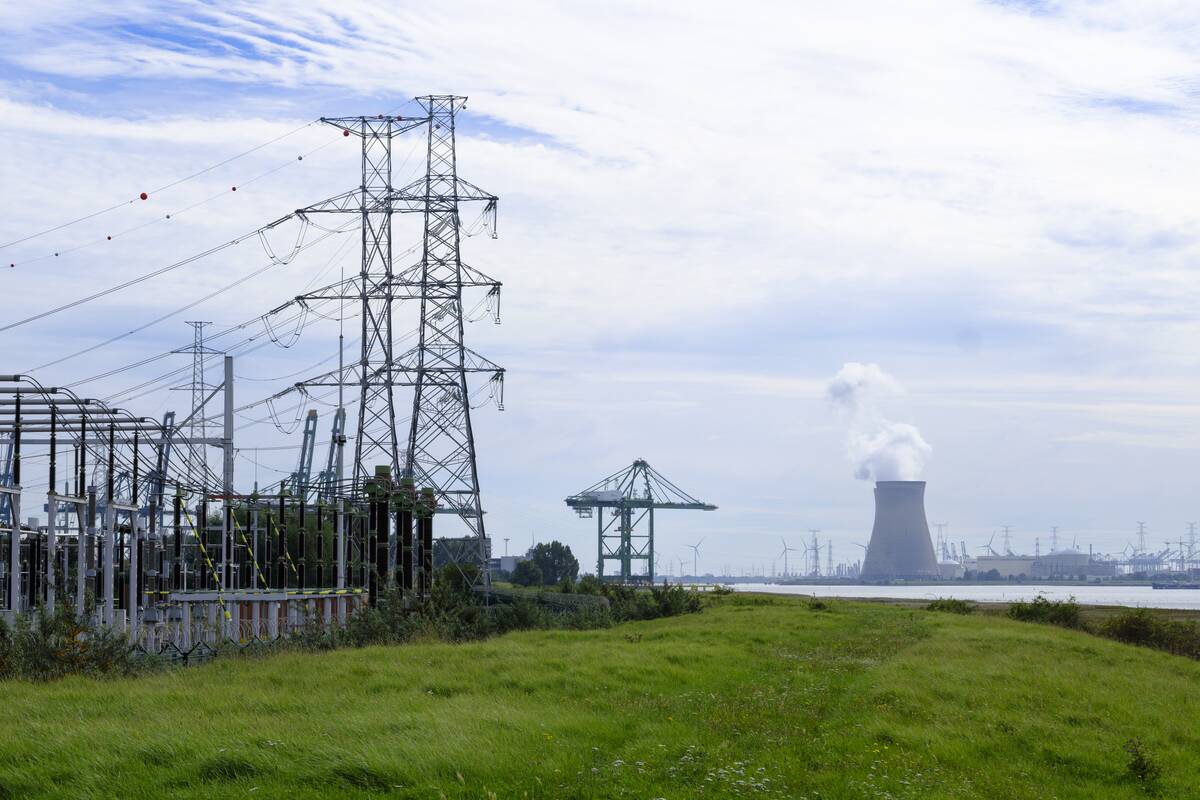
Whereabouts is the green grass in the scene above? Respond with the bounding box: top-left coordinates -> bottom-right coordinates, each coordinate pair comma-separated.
1,595 -> 1198,798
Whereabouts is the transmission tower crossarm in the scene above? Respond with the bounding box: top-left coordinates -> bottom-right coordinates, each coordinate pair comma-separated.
319,115 -> 426,135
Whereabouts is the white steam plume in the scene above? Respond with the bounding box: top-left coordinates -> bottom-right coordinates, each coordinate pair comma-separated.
826,362 -> 931,482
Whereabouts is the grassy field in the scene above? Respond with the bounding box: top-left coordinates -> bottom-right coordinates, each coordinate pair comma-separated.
2,595 -> 1198,798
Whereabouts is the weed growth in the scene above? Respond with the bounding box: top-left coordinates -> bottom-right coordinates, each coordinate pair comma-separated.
1006,595 -> 1084,629
0,571 -> 702,682
926,598 -> 974,615
1123,738 -> 1162,791
0,596 -> 141,681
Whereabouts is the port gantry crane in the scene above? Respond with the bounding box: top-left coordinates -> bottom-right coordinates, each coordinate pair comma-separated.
565,459 -> 716,584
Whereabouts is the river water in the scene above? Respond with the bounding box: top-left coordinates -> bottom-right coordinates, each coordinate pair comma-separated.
731,582 -> 1200,610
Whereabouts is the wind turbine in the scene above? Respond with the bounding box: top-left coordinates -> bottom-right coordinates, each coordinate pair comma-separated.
779,537 -> 799,577
979,533 -> 999,557
688,538 -> 705,578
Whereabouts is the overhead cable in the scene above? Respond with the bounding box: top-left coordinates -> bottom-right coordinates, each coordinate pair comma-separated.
0,119 -> 318,253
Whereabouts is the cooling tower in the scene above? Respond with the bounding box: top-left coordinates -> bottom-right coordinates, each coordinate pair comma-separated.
861,480 -> 938,580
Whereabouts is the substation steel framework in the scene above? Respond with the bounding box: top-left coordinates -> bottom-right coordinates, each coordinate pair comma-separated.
296,96 -> 503,570
0,375 -> 456,649
0,94 -> 505,647
565,459 -> 716,583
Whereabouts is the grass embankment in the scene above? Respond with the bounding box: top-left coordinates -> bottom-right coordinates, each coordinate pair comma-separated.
2,595 -> 1199,798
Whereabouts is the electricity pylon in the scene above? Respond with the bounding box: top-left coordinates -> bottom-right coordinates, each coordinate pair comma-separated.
396,96 -> 504,546
297,113 -> 424,489
171,321 -> 220,491
296,97 -> 504,560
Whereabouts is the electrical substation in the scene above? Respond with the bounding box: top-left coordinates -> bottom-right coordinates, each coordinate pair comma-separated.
0,96 -> 506,653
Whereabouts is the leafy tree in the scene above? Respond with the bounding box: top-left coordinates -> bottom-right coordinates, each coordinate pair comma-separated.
530,541 -> 579,585
510,559 -> 543,587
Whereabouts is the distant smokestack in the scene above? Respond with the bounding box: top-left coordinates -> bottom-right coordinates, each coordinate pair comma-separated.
861,481 -> 938,579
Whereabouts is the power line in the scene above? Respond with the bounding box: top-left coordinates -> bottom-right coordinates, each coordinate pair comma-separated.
0,214 -> 301,334
25,219 -> 357,373
0,119 -> 319,253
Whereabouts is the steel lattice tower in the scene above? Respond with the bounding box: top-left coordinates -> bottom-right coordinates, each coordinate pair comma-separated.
397,96 -> 502,543
298,98 -> 503,554
171,321 -> 219,490
299,114 -> 422,488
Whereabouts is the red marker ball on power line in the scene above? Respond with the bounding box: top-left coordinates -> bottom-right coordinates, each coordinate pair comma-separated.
106,235 -> 112,240
140,192 -> 148,200
343,130 -> 350,137
231,186 -> 237,192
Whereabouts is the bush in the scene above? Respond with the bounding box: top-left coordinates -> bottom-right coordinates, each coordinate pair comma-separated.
651,583 -> 703,617
926,598 -> 974,615
1006,595 -> 1084,629
0,597 -> 143,681
1123,738 -> 1162,789
575,574 -> 603,595
0,570 -> 702,682
1100,609 -> 1200,659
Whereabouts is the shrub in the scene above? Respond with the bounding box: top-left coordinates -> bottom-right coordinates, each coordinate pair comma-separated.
575,574 -> 603,595
0,597 -> 142,681
1006,595 -> 1084,629
805,597 -> 832,612
926,598 -> 974,615
561,604 -> 614,630
0,569 -> 701,682
651,583 -> 702,617
1100,609 -> 1200,659
1123,738 -> 1161,789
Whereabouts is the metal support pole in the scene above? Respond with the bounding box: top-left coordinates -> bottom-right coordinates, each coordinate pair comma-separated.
172,492 -> 182,591
45,496 -> 56,614
84,487 -> 96,617
104,422 -> 115,625
336,506 -> 345,589
596,510 -> 603,581
251,506 -> 260,589
46,410 -> 56,613
197,499 -> 208,588
7,495 -> 19,616
399,487 -> 413,594
648,506 -> 655,583
127,515 -> 139,639
622,507 -> 632,581
75,500 -> 86,616
8,392 -> 20,617
335,504 -> 345,622
103,504 -> 114,625
221,356 -> 234,595
222,504 -> 231,591
277,491 -> 286,589
222,356 -> 234,496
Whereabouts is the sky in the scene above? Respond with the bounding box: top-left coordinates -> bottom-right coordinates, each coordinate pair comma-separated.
2,0 -> 1200,574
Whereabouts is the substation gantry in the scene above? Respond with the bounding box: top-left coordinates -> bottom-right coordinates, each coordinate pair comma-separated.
565,459 -> 716,583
